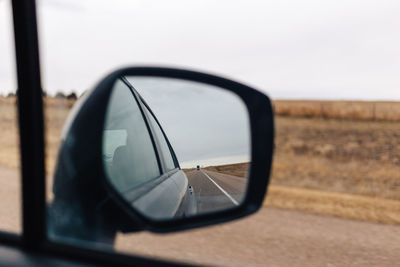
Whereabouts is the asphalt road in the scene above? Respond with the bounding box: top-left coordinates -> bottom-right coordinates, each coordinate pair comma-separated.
185,170 -> 247,214
117,207 -> 400,266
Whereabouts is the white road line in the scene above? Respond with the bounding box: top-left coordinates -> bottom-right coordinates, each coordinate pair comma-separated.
200,170 -> 239,206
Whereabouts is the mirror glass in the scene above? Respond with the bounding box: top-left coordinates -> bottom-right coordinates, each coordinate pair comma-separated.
102,76 -> 250,220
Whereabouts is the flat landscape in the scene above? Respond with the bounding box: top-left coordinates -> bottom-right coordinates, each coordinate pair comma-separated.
274,100 -> 400,121
1,97 -> 400,265
203,115 -> 400,224
1,97 -> 400,223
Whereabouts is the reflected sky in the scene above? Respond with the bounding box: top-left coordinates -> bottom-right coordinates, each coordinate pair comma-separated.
127,77 -> 250,168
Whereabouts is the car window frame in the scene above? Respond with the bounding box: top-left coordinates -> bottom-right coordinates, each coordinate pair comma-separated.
122,78 -> 180,174
139,98 -> 180,172
141,104 -> 177,172
104,77 -> 164,189
105,77 -> 182,203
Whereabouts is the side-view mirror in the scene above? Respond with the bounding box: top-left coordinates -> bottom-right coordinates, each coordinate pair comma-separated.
49,67 -> 274,241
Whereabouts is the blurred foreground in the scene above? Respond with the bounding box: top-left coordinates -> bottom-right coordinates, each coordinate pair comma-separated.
116,207 -> 400,267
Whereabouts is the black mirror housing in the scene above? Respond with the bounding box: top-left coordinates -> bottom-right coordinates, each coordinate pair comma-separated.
50,67 -> 274,237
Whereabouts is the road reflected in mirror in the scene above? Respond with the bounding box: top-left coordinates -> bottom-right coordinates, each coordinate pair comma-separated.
102,76 -> 250,220
182,163 -> 249,213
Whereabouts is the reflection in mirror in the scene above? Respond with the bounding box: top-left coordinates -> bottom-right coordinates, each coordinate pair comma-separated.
102,76 -> 250,221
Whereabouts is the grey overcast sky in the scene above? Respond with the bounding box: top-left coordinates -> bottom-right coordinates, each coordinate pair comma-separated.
1,0 -> 400,100
128,77 -> 250,167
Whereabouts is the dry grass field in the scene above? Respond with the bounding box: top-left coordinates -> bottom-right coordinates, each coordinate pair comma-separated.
0,97 -> 74,173
204,115 -> 400,223
0,97 -> 20,170
1,97 -> 400,225
274,100 -> 400,121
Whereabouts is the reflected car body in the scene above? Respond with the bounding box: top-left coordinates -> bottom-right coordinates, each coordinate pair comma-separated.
50,77 -> 196,243
102,77 -> 197,219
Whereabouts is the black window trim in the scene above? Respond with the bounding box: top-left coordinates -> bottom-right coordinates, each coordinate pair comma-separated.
115,77 -> 182,202
119,76 -> 164,177
11,0 -> 45,248
139,97 -> 181,170
141,102 -> 179,172
121,77 -> 180,173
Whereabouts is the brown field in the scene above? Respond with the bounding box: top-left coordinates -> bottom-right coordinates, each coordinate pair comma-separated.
274,100 -> 400,121
203,162 -> 249,178
0,97 -> 75,173
1,97 -> 400,224
0,97 -> 20,170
